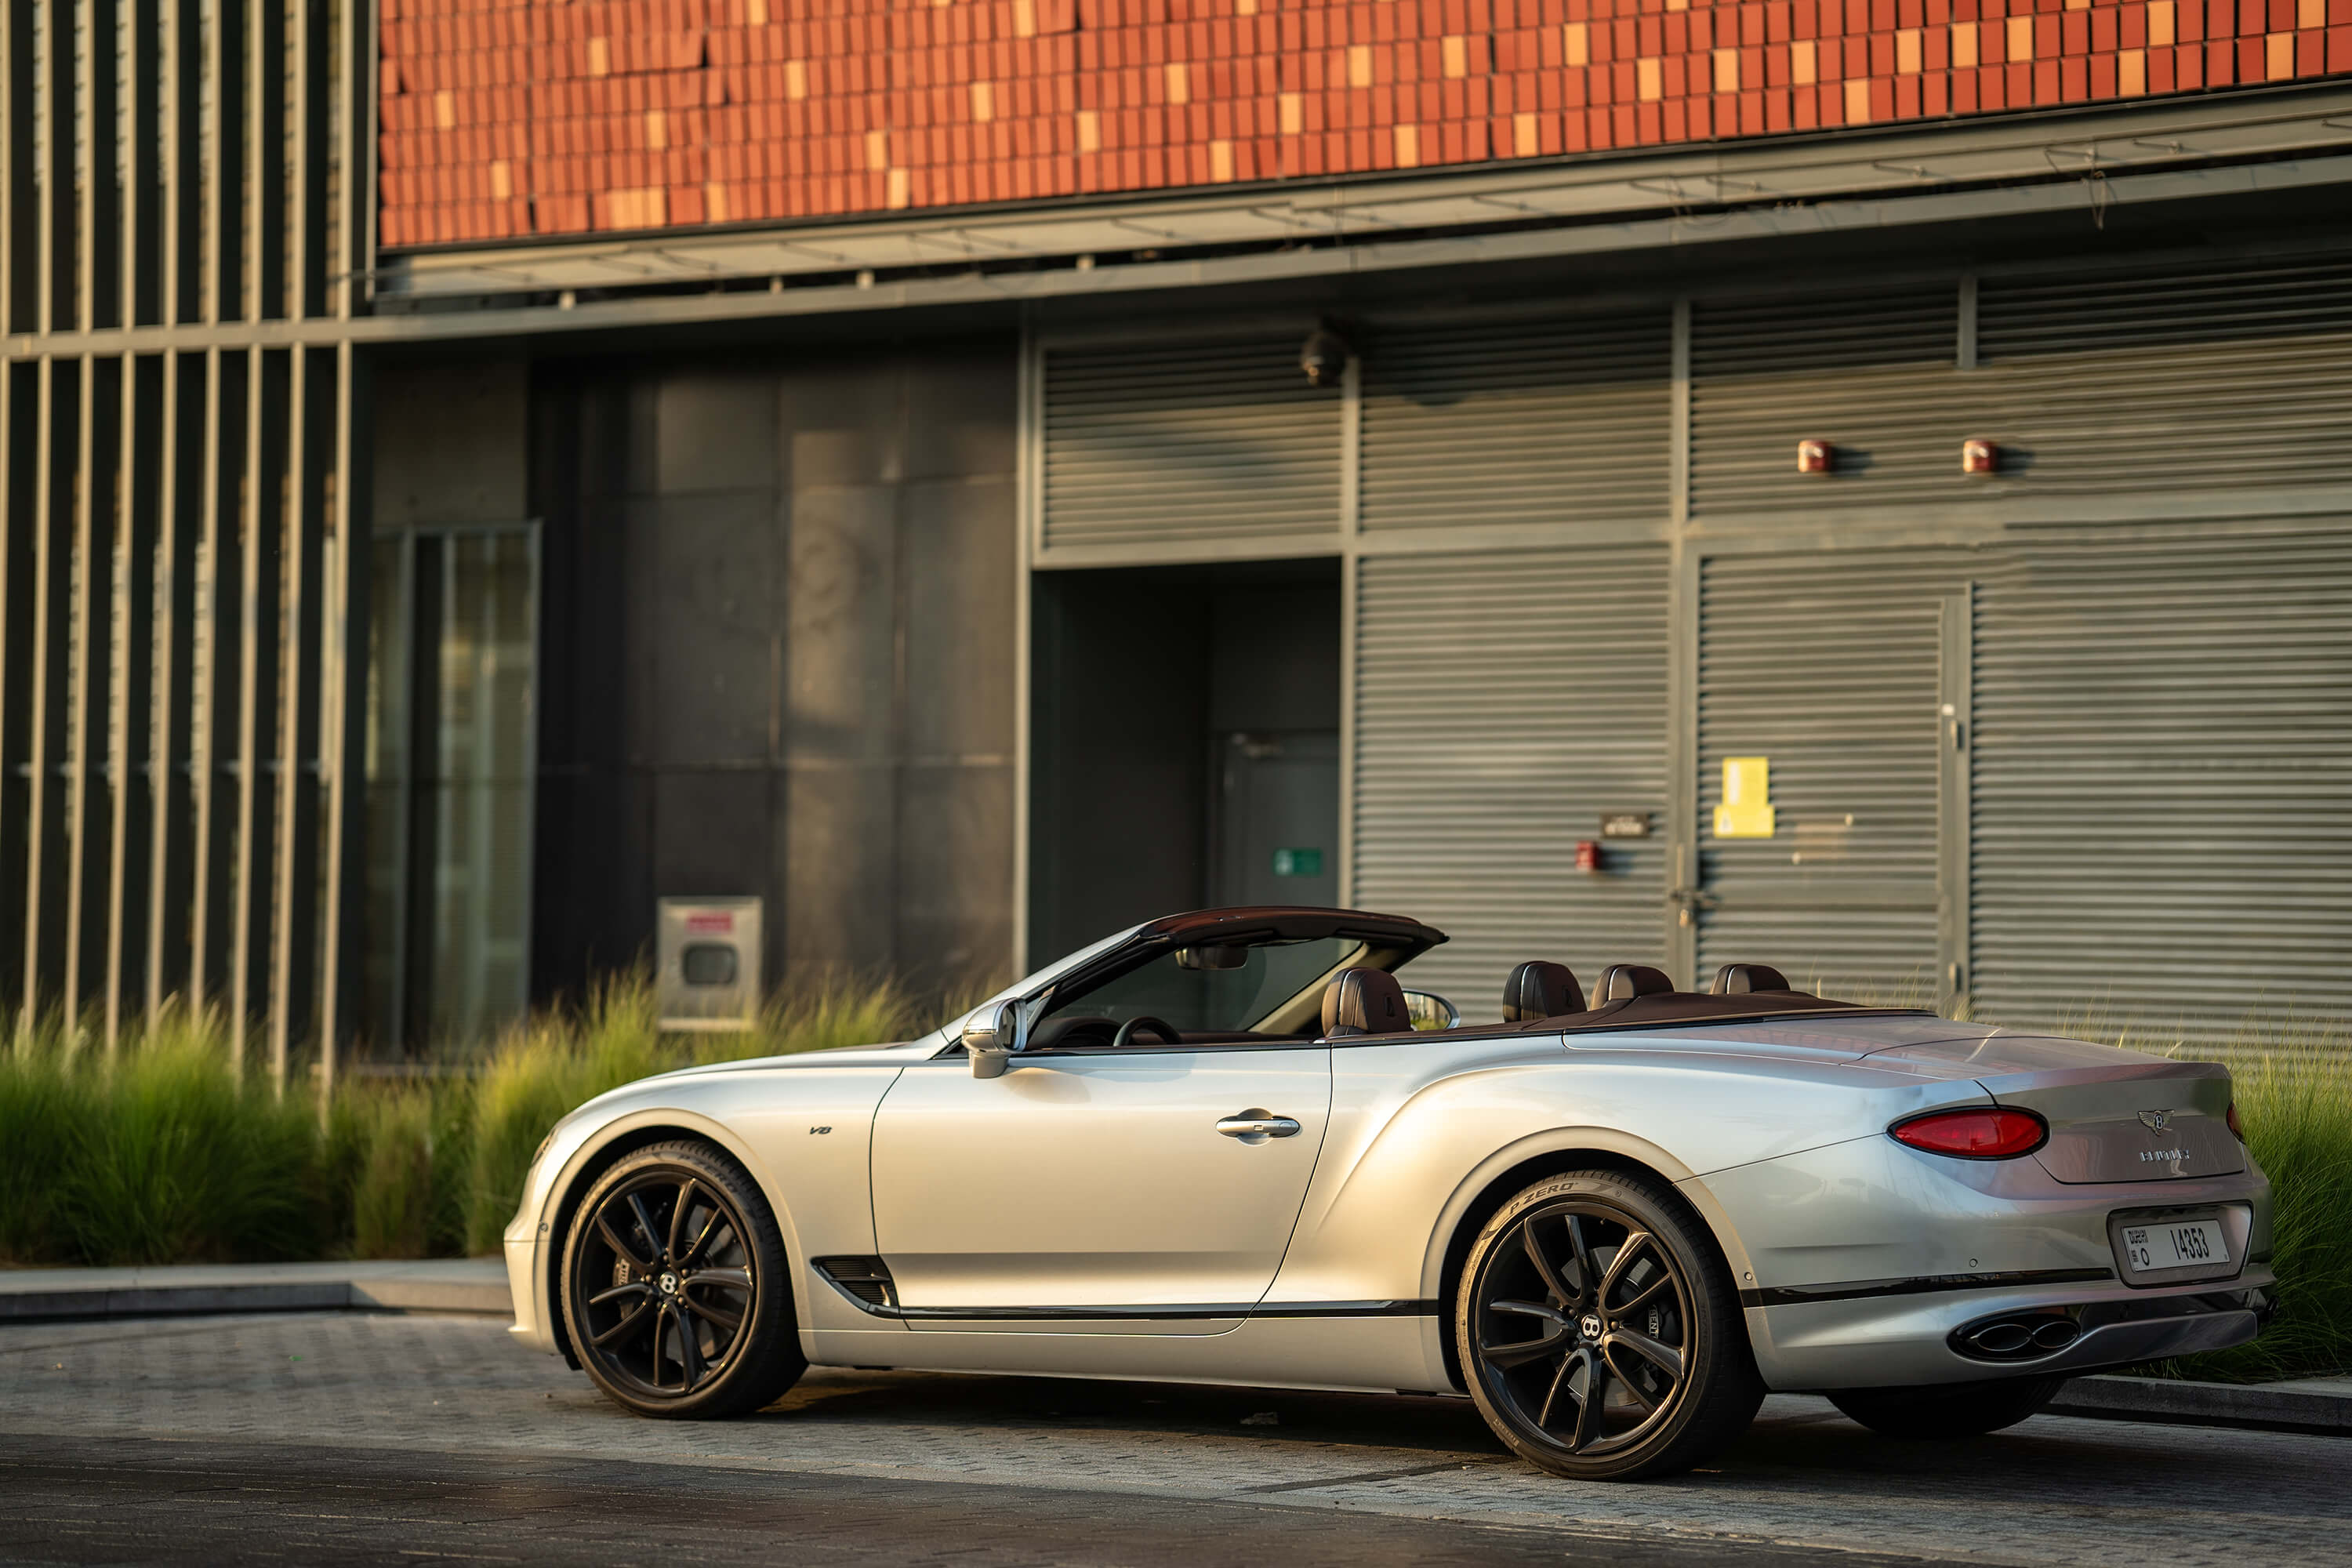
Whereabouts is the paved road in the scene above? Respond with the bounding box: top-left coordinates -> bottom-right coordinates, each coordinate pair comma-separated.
2,1313 -> 2346,1566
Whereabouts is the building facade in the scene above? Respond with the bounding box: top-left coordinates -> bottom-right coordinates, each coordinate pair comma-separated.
4,0 -> 2350,1073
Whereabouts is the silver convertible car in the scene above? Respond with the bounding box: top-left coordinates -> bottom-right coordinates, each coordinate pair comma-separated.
504,906 -> 2273,1480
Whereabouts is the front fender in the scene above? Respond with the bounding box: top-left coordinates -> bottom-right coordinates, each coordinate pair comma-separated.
504,1064 -> 907,1354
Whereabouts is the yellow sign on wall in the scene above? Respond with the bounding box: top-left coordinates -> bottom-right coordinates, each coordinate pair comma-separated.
1713,756 -> 1776,838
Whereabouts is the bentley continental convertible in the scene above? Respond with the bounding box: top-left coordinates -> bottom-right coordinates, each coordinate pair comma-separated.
504,906 -> 2272,1480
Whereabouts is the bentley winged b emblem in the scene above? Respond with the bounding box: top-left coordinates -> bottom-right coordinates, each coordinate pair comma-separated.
2138,1109 -> 2173,1133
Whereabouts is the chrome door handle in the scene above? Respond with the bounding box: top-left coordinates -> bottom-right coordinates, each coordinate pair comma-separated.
1216,1111 -> 1301,1141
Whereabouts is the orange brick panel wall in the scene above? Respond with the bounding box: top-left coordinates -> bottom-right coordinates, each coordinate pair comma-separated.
376,0 -> 2352,248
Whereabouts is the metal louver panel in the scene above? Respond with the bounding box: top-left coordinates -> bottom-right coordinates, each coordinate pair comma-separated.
1688,288 -> 1958,518
1040,339 -> 1342,554
1972,259 -> 2352,498
1696,549 -> 1978,1003
1358,312 -> 1671,532
1971,528 -> 2352,1053
1352,547 -> 1669,1012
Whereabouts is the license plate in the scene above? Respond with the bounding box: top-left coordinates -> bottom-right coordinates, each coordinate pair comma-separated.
2119,1218 -> 2230,1274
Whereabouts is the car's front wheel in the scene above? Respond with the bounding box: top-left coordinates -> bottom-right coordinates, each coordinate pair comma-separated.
1456,1170 -> 1763,1482
1826,1376 -> 2066,1439
561,1140 -> 806,1419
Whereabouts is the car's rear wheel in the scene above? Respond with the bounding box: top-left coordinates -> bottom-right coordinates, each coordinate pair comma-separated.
1456,1171 -> 1762,1482
561,1141 -> 805,1419
1826,1376 -> 2066,1439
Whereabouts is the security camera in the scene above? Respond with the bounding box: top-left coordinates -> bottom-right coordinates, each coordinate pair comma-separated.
1300,323 -> 1351,387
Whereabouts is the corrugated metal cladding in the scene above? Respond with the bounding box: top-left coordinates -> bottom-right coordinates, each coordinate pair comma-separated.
1687,287 -> 1960,519
1039,339 -> 1341,554
1357,314 -> 1672,533
1971,528 -> 2352,1051
1972,257 -> 2352,498
1696,550 -> 1976,1004
1351,547 -> 1670,1013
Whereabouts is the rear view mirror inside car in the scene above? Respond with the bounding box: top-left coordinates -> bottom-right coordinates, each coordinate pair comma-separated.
1175,943 -> 1251,971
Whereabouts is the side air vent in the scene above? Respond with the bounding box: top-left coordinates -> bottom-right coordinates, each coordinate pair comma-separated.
815,1256 -> 899,1310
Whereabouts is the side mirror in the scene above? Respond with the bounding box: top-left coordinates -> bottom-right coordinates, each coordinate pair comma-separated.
964,1000 -> 1025,1079
1401,989 -> 1461,1031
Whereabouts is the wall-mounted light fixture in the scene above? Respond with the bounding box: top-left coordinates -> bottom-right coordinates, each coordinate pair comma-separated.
1962,437 -> 1999,476
1796,438 -> 1835,475
1300,322 -> 1352,387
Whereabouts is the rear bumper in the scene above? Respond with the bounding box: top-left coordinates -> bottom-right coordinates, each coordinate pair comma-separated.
1700,1130 -> 2274,1391
1747,1277 -> 2272,1390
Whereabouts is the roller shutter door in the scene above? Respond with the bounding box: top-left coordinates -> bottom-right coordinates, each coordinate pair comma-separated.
1039,338 -> 1342,555
1695,548 -> 1979,1003
1973,256 -> 2352,499
1970,528 -> 2352,1053
1358,312 -> 1671,533
1351,546 -> 1670,1012
1688,286 -> 1960,521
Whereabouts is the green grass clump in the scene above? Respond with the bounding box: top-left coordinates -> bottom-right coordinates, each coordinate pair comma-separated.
0,971 -> 933,1268
0,1010 -> 328,1267
2155,1039 -> 2352,1384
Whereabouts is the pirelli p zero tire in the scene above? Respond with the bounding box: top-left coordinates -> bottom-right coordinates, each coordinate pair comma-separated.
1456,1171 -> 1765,1483
1826,1376 -> 2067,1440
561,1141 -> 807,1420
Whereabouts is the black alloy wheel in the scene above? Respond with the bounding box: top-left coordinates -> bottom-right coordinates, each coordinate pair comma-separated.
561,1142 -> 805,1419
1457,1171 -> 1762,1481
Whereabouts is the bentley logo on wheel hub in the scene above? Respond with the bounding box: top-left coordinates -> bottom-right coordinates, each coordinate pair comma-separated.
1581,1313 -> 1605,1341
659,1272 -> 681,1297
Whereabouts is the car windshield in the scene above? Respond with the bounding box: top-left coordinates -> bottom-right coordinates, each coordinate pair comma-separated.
1040,936 -> 1369,1037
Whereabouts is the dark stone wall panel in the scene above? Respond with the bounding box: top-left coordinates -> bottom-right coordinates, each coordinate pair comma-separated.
529,339 -> 1018,1008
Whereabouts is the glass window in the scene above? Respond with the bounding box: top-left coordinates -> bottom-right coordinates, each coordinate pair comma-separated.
1036,935 -> 1367,1044
365,526 -> 539,1054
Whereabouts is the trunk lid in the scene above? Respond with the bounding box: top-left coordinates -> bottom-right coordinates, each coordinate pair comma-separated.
1856,1032 -> 2245,1183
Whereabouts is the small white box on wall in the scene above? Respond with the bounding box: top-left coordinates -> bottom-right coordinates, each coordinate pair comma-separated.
656,897 -> 763,1032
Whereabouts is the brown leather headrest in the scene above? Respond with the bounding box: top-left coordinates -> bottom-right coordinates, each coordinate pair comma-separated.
1596,964 -> 1676,1002
1502,960 -> 1584,1022
1710,963 -> 1792,995
1321,967 -> 1411,1036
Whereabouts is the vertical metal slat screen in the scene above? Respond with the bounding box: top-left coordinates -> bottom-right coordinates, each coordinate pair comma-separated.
1352,546 -> 1671,1013
0,0 -> 368,1086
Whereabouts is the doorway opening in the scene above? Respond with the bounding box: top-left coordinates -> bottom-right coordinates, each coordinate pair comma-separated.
1028,558 -> 1341,964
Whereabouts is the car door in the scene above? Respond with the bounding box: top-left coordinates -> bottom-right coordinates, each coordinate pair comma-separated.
869,1042 -> 1332,1334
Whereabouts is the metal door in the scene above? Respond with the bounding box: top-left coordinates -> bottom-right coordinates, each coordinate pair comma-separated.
869,1047 -> 1331,1333
1212,729 -> 1338,909
1685,550 -> 1973,1010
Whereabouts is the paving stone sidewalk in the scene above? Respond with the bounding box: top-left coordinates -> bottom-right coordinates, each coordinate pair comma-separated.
2,1312 -> 2347,1566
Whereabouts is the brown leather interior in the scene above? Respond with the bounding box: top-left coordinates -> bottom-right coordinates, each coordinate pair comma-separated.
1321,967 -> 1412,1036
1502,960 -> 1584,1022
1595,963 -> 1676,1002
1710,963 -> 1792,995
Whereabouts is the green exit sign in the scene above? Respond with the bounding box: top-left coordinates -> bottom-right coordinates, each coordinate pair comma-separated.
1271,848 -> 1323,877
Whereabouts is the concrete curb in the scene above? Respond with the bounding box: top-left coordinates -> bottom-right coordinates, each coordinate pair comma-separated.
2049,1372 -> 2352,1436
0,1261 -> 512,1323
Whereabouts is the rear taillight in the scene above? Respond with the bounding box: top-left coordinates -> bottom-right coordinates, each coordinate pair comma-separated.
2227,1102 -> 2246,1142
1889,1107 -> 2049,1160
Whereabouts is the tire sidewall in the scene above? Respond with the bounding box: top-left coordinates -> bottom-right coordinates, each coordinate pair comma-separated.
561,1142 -> 800,1419
1455,1171 -> 1754,1481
